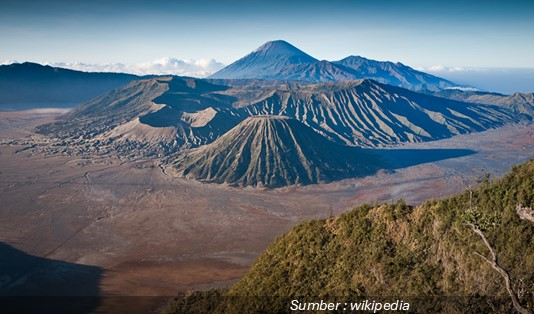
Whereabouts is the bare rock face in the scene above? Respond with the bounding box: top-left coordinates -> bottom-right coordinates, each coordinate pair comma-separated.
516,204 -> 534,223
170,116 -> 381,188
34,76 -> 523,159
432,89 -> 534,117
237,79 -> 517,147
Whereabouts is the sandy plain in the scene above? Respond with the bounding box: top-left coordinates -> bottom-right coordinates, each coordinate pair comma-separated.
0,109 -> 533,312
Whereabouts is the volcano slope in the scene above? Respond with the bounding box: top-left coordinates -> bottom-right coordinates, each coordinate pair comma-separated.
333,55 -> 458,91
431,89 -> 534,117
169,116 -> 382,188
233,79 -> 521,147
34,77 -> 524,160
209,40 -> 458,92
35,77 -> 242,157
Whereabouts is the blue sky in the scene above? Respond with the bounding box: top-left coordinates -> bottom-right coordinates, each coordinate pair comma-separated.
1,0 -> 533,68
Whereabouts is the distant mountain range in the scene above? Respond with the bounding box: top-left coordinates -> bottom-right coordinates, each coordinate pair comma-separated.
0,62 -> 139,109
2,40 -> 530,113
209,40 -> 460,92
3,40 -> 527,115
11,40 -> 533,187
36,76 -> 521,161
430,89 -> 534,116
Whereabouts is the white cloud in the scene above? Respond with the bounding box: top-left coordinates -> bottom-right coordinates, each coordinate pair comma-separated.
415,65 -> 469,73
2,58 -> 225,77
129,57 -> 225,77
444,86 -> 480,92
2,59 -> 19,65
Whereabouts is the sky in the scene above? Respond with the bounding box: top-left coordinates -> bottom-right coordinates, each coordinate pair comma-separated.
1,0 -> 534,92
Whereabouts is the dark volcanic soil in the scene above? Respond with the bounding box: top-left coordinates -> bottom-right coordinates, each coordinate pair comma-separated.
1,110 -> 533,312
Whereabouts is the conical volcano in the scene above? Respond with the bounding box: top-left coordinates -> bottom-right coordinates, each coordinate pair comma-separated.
208,40 -> 318,80
170,115 -> 381,188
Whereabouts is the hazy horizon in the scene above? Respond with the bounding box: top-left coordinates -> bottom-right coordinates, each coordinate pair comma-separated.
2,0 -> 533,93
3,56 -> 533,95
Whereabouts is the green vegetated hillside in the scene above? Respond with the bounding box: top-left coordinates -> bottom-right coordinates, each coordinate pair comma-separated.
164,158 -> 534,313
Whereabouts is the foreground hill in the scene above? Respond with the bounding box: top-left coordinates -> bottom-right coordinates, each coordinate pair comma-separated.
209,40 -> 460,92
0,62 -> 138,109
165,158 -> 534,313
169,116 -> 381,187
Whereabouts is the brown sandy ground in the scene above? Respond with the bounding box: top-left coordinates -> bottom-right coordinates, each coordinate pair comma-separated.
0,110 -> 533,313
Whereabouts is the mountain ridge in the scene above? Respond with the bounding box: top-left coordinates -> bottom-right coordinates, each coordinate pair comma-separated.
0,62 -> 139,109
430,89 -> 534,116
35,77 -> 523,159
334,55 -> 459,91
35,77 -> 242,157
210,40 -> 461,92
234,79 -> 518,147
